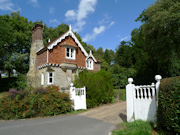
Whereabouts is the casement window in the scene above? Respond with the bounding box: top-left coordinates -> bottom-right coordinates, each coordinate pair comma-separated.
86,59 -> 93,70
41,73 -> 44,85
48,72 -> 53,84
66,47 -> 75,60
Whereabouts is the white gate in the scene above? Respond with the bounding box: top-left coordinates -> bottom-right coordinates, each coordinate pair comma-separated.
70,83 -> 87,111
126,75 -> 162,122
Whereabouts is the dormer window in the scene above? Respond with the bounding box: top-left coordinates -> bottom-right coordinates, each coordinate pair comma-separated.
66,47 -> 75,60
86,59 -> 94,70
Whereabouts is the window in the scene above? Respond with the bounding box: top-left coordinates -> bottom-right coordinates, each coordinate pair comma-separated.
86,59 -> 93,70
48,72 -> 53,84
41,73 -> 44,85
66,47 -> 75,60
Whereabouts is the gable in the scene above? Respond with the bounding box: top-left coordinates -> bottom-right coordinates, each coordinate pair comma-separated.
37,26 -> 88,57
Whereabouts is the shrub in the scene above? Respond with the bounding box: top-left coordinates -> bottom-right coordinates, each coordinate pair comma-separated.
74,70 -> 114,108
0,85 -> 72,120
157,76 -> 180,133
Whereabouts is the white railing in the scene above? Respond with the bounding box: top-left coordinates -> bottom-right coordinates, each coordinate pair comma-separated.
126,75 -> 162,122
70,83 -> 87,111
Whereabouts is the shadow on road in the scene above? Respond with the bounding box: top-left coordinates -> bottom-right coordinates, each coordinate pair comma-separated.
119,113 -> 127,122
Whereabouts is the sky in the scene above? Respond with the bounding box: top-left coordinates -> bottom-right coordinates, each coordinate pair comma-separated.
0,0 -> 157,51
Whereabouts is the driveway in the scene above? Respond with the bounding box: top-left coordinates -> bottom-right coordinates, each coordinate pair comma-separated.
79,101 -> 126,124
0,101 -> 126,135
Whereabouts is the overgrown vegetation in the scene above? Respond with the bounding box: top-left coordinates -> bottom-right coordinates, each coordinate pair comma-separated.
112,120 -> 153,135
74,70 -> 114,108
113,89 -> 126,101
157,76 -> 180,134
0,85 -> 72,120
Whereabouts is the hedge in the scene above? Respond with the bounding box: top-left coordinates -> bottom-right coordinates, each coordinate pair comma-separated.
0,85 -> 72,120
157,76 -> 180,133
74,70 -> 114,108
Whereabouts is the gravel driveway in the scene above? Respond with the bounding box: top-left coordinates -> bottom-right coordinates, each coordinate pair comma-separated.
79,100 -> 127,124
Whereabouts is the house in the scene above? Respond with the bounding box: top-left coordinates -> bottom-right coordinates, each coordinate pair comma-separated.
27,24 -> 100,89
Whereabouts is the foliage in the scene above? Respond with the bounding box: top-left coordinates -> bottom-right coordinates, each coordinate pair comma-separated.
43,23 -> 69,45
135,0 -> 180,80
157,76 -> 180,133
112,120 -> 152,135
0,11 -> 33,77
0,85 -> 72,120
110,64 -> 136,89
113,89 -> 126,101
74,70 -> 114,108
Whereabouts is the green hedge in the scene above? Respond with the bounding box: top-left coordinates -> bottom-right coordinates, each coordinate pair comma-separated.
157,76 -> 180,133
0,85 -> 72,120
74,70 -> 114,108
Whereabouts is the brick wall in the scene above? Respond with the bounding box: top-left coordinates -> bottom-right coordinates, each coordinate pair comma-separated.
37,50 -> 47,66
94,63 -> 101,71
48,36 -> 86,67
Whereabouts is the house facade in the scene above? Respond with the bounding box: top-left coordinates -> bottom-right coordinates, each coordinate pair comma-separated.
27,24 -> 100,89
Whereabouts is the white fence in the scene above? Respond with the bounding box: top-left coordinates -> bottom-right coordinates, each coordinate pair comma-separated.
126,75 -> 162,122
70,83 -> 87,111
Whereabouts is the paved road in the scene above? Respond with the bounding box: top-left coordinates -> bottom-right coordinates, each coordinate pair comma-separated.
0,115 -> 115,135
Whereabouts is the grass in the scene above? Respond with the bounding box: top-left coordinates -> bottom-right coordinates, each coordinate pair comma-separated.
112,120 -> 154,135
113,89 -> 126,101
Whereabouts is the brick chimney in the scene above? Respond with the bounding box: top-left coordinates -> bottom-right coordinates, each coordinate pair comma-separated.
32,24 -> 43,43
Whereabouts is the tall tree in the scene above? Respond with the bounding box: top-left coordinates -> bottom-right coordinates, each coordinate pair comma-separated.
0,11 -> 33,77
136,0 -> 180,77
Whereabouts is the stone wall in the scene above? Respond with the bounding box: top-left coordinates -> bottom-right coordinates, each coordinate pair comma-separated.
38,66 -> 79,89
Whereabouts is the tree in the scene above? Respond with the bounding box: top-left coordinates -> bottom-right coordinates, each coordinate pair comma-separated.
0,11 -> 33,77
104,49 -> 115,65
136,0 -> 180,78
115,41 -> 133,68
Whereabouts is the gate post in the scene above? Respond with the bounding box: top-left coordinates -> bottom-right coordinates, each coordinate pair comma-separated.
155,75 -> 162,101
126,78 -> 135,122
70,83 -> 75,101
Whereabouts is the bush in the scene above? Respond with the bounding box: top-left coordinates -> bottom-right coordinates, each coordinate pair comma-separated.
74,70 -> 114,108
0,85 -> 72,120
157,76 -> 180,133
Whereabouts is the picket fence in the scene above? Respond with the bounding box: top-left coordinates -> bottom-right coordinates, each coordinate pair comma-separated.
70,83 -> 87,111
126,75 -> 162,122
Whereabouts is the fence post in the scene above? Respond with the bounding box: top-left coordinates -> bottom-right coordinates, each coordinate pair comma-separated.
70,83 -> 74,101
126,78 -> 135,122
155,75 -> 162,101
84,86 -> 87,110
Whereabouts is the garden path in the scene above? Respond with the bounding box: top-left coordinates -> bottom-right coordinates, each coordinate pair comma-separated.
79,100 -> 126,124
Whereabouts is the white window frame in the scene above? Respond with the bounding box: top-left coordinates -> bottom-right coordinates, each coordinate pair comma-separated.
41,73 -> 44,85
47,72 -> 54,85
86,59 -> 94,70
66,47 -> 76,60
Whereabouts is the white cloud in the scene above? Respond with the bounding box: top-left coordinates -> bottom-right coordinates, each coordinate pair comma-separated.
49,6 -> 55,14
109,21 -> 115,27
49,19 -> 60,24
0,0 -> 15,11
120,36 -> 130,42
83,25 -> 105,42
65,10 -> 76,21
65,0 -> 97,32
29,0 -> 38,7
